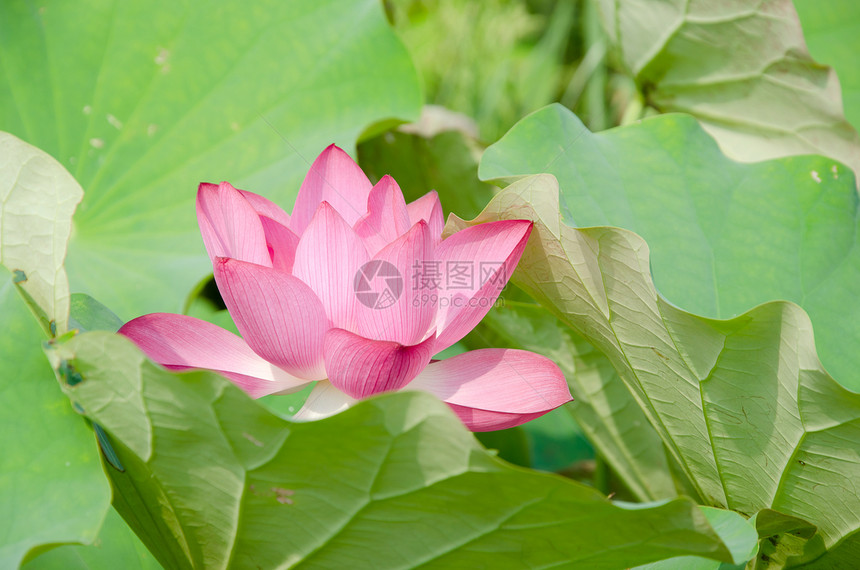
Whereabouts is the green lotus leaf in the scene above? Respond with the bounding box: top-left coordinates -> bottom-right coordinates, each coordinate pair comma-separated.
46,330 -> 756,569
449,173 -> 860,567
480,104 -> 859,390
0,0 -> 422,320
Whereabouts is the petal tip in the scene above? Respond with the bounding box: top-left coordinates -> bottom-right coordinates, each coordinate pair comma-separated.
320,143 -> 351,160
197,182 -> 218,194
508,218 -> 534,237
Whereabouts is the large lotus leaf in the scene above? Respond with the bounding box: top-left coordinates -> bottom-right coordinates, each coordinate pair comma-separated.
43,330 -> 758,569
794,0 -> 860,131
480,104 -> 860,391
0,133 -> 82,334
448,174 -> 860,567
595,0 -> 860,178
0,0 -> 421,320
0,267 -> 110,567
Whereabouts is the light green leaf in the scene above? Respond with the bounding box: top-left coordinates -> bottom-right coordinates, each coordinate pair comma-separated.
596,0 -> 860,179
794,0 -> 860,131
0,132 -> 82,334
480,104 -> 860,391
450,173 -> 860,567
0,267 -> 110,568
47,330 -> 751,569
703,507 -> 759,566
0,0 -> 421,320
24,508 -> 161,570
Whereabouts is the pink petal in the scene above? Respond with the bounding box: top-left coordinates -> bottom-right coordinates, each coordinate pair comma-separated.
432,220 -> 532,352
406,190 -> 444,244
238,189 -> 292,228
324,328 -> 435,399
196,182 -> 271,267
446,406 -> 547,432
406,348 -> 572,431
353,175 -> 411,255
119,313 -> 309,398
292,381 -> 357,421
290,144 -> 372,233
214,258 -> 328,380
355,221 -> 436,345
292,202 -> 369,330
260,216 -> 300,273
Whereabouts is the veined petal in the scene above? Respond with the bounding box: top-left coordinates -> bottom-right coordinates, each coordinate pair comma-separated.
355,221 -> 436,345
292,381 -> 357,422
406,348 -> 571,431
260,216 -> 300,273
406,190 -> 444,244
292,202 -> 369,330
445,406 -> 547,432
238,189 -> 292,227
290,144 -> 372,233
324,328 -> 435,399
214,258 -> 328,380
354,175 -> 411,255
197,182 -> 271,266
432,220 -> 532,352
119,313 -> 309,398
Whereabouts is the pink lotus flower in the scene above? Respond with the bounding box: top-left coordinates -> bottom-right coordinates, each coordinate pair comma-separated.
120,145 -> 571,431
